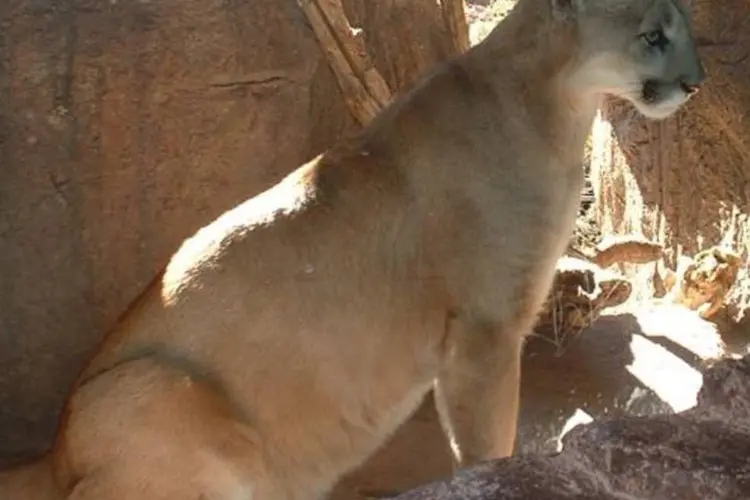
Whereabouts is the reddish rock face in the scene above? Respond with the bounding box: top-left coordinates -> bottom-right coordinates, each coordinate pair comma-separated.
387,355 -> 750,500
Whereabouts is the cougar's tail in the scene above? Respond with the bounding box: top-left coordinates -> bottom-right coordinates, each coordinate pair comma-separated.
0,456 -> 63,500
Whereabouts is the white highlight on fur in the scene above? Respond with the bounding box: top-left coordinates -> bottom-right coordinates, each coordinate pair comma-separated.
162,159 -> 316,303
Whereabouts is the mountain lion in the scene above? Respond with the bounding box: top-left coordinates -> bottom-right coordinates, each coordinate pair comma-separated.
0,0 -> 704,498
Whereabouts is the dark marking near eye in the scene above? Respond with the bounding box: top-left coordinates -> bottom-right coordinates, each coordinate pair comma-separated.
641,29 -> 668,50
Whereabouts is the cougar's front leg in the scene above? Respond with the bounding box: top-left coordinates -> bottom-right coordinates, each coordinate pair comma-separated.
433,315 -> 524,468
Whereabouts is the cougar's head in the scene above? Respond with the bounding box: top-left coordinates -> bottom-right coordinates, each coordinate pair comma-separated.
556,0 -> 706,119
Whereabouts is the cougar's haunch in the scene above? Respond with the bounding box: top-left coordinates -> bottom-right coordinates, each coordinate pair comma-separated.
0,0 -> 704,498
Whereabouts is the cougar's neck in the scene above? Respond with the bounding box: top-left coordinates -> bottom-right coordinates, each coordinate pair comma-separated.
468,0 -> 600,163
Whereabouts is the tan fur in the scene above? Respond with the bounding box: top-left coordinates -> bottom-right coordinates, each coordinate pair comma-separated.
0,0 -> 704,498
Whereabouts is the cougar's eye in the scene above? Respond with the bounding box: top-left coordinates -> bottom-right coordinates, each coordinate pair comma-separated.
641,29 -> 667,48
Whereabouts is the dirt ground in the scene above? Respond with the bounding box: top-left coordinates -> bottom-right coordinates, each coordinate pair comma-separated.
330,305 -> 749,499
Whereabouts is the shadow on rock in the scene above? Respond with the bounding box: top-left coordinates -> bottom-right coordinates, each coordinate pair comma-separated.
521,313 -> 667,454
388,355 -> 750,499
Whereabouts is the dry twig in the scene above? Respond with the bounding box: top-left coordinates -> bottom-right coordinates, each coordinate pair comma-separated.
298,0 -> 392,125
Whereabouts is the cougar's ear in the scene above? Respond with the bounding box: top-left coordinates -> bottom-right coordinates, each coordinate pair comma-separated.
551,0 -> 583,18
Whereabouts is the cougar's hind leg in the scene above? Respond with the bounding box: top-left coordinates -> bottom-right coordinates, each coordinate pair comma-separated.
56,357 -> 272,500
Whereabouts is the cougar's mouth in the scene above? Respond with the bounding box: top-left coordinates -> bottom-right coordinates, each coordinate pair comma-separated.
641,78 -> 696,106
641,79 -> 660,104
631,79 -> 689,120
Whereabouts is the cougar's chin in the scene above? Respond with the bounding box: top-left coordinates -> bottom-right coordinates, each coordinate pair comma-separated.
624,80 -> 692,120
631,97 -> 686,120
593,80 -> 686,120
